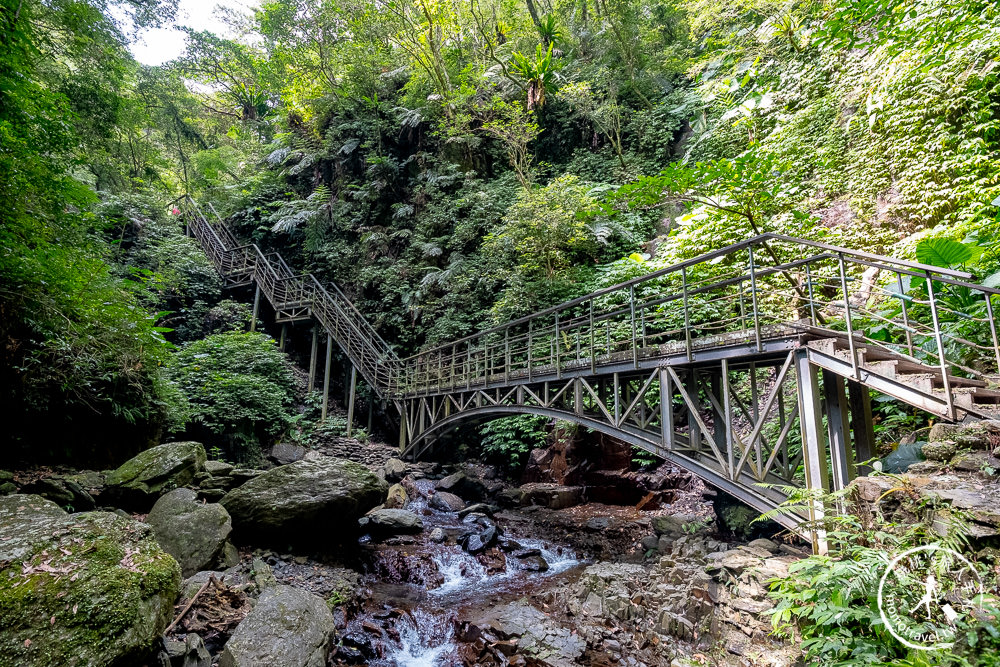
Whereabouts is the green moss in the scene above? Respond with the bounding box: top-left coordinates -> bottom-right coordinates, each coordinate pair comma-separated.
0,512 -> 180,667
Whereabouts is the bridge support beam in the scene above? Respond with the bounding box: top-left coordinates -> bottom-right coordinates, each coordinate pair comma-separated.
308,328 -> 318,393
322,334 -> 333,422
848,380 -> 876,476
346,365 -> 357,437
250,284 -> 261,332
795,350 -> 830,554
823,370 -> 854,490
279,323 -> 287,351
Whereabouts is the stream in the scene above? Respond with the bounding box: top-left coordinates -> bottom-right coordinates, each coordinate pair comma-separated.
338,480 -> 586,665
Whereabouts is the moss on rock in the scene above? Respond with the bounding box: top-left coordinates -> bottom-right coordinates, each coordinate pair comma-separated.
0,495 -> 181,667
105,441 -> 206,509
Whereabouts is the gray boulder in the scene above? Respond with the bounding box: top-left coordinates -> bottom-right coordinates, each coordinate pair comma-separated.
437,471 -> 487,501
147,488 -> 233,577
358,508 -> 423,534
106,441 -> 207,509
269,442 -> 307,465
0,495 -> 180,666
430,491 -> 466,512
219,585 -> 334,667
519,483 -> 582,509
21,477 -> 95,511
221,459 -> 387,543
205,460 -> 235,476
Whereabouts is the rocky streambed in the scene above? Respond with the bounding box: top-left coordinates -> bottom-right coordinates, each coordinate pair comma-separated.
0,438 -> 810,667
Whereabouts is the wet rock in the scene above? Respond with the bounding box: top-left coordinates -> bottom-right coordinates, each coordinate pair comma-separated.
458,502 -> 495,518
430,490 -> 466,512
205,460 -> 235,476
515,554 -> 549,572
518,483 -> 582,509
358,508 -> 423,535
269,442 -> 307,465
221,458 -> 387,544
437,471 -> 487,501
0,495 -> 180,667
105,441 -> 207,509
219,585 -> 334,667
429,527 -> 446,543
147,488 -> 233,577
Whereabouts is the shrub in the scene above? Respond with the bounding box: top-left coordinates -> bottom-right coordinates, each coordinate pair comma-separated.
479,415 -> 550,471
165,332 -> 297,464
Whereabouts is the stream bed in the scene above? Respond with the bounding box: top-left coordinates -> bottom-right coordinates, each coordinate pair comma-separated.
337,480 -> 586,665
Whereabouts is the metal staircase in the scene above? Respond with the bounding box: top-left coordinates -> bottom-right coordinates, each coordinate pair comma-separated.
180,196 -> 1000,543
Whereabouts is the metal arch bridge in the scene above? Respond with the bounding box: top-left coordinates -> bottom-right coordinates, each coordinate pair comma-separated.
179,197 -> 1000,546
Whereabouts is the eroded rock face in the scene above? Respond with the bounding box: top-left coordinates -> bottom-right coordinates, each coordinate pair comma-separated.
518,483 -> 583,510
105,441 -> 207,509
147,488 -> 233,577
220,458 -> 387,544
219,585 -> 334,667
0,494 -> 181,667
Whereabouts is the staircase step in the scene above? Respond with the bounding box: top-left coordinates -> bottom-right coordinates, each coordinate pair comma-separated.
898,373 -> 935,393
863,360 -> 898,379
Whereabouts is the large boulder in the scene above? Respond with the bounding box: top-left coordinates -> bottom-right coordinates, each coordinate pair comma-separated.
147,488 -> 233,577
105,441 -> 206,509
0,495 -> 181,667
220,459 -> 387,544
219,585 -> 334,667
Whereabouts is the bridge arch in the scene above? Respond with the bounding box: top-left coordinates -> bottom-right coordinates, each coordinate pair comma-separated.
404,402 -> 803,533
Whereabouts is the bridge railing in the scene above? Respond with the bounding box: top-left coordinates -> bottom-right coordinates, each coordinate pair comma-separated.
180,196 -> 399,393
401,235 -> 1000,407
180,193 -> 999,409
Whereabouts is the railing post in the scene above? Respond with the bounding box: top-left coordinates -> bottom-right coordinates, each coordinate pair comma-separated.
837,253 -> 860,380
505,328 -> 510,384
897,272 -> 915,357
528,321 -> 534,382
554,312 -> 561,379
986,292 -> 1000,375
682,266 -> 693,362
589,300 -> 596,374
451,344 -> 457,392
924,271 -> 955,419
748,246 -> 762,353
804,263 -> 817,324
630,285 -> 638,368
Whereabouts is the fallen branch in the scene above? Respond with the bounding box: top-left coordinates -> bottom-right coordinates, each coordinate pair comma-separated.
165,575 -> 218,635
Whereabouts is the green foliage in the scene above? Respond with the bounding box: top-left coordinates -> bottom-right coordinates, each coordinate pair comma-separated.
763,483 -> 1000,666
479,415 -> 550,470
165,332 -> 298,463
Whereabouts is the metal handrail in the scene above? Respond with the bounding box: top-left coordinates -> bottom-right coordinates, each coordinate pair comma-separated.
180,196 -> 1000,410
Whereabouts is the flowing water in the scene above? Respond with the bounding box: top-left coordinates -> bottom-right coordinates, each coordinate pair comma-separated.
343,480 -> 585,665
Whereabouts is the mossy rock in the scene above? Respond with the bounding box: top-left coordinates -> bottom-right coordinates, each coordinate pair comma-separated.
105,441 -> 206,509
0,495 -> 181,667
220,458 -> 387,545
147,488 -> 233,577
